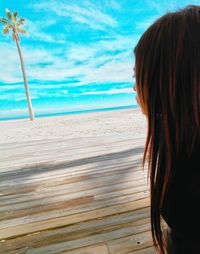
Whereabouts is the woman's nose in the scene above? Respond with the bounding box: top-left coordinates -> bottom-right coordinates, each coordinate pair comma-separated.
133,84 -> 136,91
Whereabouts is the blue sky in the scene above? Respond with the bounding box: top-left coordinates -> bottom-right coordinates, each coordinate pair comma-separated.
0,0 -> 199,119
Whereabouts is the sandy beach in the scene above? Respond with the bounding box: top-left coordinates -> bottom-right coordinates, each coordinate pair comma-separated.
0,107 -> 147,171
0,108 -> 146,144
0,108 -> 153,254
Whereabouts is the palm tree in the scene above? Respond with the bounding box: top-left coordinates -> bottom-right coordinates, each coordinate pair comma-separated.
0,9 -> 34,120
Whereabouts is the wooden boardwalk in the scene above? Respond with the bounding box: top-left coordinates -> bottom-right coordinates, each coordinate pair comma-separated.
0,134 -> 154,254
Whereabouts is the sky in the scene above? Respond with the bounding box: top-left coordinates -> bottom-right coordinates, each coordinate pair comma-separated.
0,0 -> 199,119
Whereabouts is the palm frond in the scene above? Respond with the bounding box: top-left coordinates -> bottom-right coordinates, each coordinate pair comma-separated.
19,18 -> 25,23
13,12 -> 18,18
5,23 -> 13,29
17,28 -> 28,35
2,28 -> 10,34
1,9 -> 28,37
13,11 -> 18,23
0,18 -> 10,25
5,9 -> 13,21
4,24 -> 11,29
17,18 -> 25,27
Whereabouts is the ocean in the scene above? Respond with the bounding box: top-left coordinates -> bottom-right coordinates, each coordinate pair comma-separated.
0,81 -> 137,121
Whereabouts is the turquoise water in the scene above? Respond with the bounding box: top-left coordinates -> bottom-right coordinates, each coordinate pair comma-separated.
0,81 -> 137,120
0,105 -> 138,121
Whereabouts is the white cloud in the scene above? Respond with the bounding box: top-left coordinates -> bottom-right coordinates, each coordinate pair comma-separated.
14,96 -> 39,101
145,0 -> 179,14
135,16 -> 158,30
82,88 -> 133,95
0,93 -> 25,101
0,104 -> 88,118
0,84 -> 22,90
31,0 -> 118,31
0,108 -> 28,117
0,32 -> 137,85
25,19 -> 65,43
0,42 -> 57,83
107,0 -> 121,10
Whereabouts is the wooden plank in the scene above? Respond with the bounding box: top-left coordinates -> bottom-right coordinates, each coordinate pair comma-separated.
0,159 -> 144,189
0,154 -> 144,182
0,191 -> 149,229
0,113 -> 150,253
0,167 -> 145,198
126,246 -> 155,254
0,196 -> 94,220
0,145 -> 144,172
0,135 -> 144,154
0,249 -> 28,254
0,166 -> 146,196
0,151 -> 144,181
0,175 -> 147,206
0,171 -> 147,203
53,244 -> 109,254
0,208 -> 150,252
107,231 -> 153,254
0,137 -> 145,157
0,139 -> 144,172
16,219 -> 151,254
0,180 -> 148,213
0,186 -> 149,221
0,166 -> 147,196
0,197 -> 150,239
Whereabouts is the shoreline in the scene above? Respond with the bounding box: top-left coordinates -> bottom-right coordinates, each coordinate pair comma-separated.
0,105 -> 138,122
0,107 -> 146,145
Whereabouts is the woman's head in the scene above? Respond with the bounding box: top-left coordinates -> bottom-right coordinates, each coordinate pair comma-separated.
134,5 -> 200,135
134,5 -> 200,253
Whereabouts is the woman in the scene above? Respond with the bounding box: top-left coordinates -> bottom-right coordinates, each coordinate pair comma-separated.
134,5 -> 200,254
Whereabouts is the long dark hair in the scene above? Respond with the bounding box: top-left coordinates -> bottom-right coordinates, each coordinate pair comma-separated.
134,5 -> 200,253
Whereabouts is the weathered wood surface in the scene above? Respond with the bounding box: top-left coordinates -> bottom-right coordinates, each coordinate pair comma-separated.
0,133 -> 154,253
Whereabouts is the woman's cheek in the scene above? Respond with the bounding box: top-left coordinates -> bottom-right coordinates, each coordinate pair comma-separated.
136,94 -> 146,116
135,94 -> 139,105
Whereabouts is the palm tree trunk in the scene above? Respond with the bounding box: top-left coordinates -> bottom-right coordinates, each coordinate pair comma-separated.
15,34 -> 34,120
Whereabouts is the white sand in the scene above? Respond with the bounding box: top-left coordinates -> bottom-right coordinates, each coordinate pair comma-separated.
0,108 -> 147,144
